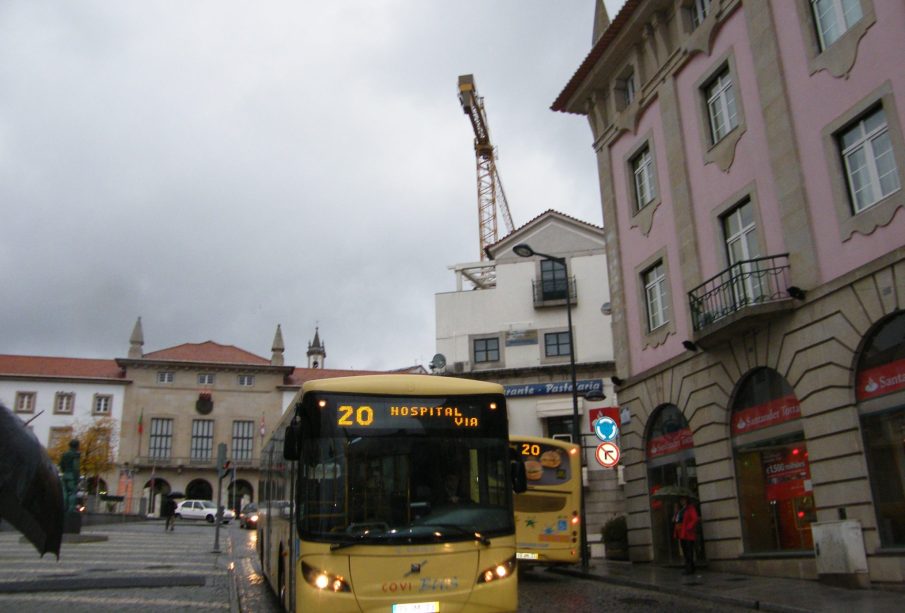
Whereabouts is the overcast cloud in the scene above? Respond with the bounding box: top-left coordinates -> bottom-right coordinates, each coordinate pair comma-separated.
0,1 -> 625,370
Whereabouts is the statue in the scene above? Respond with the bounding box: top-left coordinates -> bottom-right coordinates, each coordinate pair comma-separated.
59,439 -> 81,513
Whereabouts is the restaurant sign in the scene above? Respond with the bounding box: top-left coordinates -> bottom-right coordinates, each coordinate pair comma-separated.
504,379 -> 604,398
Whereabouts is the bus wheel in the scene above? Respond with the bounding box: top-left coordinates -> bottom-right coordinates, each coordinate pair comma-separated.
278,546 -> 287,609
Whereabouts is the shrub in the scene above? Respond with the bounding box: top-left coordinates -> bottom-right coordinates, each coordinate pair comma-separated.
602,514 -> 627,545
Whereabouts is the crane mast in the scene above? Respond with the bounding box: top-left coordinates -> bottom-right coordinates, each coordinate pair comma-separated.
458,75 -> 515,275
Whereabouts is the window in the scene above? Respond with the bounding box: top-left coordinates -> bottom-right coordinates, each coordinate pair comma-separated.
643,262 -> 670,332
840,106 -> 900,214
54,392 -> 74,414
732,369 -> 813,553
198,373 -> 215,385
722,199 -> 765,304
191,419 -> 214,461
706,68 -> 738,144
157,371 -> 174,384
149,417 -> 173,460
632,145 -> 657,211
237,374 -> 255,387
623,71 -> 636,107
15,392 -> 36,413
691,0 -> 711,28
544,331 -> 572,358
473,338 -> 500,364
93,394 -> 112,415
811,0 -> 863,50
546,415 -> 575,442
540,259 -> 569,301
48,426 -> 73,450
233,420 -> 254,462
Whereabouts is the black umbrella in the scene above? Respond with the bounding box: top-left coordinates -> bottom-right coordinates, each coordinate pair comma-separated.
0,404 -> 64,558
650,485 -> 698,499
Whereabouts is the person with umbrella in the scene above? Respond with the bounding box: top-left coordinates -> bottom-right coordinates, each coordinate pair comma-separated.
673,495 -> 700,576
162,493 -> 178,532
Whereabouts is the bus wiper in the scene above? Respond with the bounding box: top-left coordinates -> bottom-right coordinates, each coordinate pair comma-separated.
330,533 -> 375,551
421,523 -> 491,546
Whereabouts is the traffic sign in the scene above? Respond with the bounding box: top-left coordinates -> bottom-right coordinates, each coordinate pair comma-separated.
595,442 -> 621,468
593,416 -> 619,442
588,406 -> 620,430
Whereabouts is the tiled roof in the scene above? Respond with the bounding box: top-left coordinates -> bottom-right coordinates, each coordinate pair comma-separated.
142,342 -> 270,365
285,367 -> 388,387
0,354 -> 125,380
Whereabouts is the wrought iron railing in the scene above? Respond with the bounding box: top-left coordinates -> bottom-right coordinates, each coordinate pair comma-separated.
531,276 -> 577,306
688,253 -> 791,331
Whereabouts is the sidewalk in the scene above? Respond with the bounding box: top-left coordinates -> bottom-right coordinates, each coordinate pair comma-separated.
553,559 -> 905,613
0,520 -> 239,612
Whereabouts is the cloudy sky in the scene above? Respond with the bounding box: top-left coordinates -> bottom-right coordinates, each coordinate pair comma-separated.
0,1 -> 625,371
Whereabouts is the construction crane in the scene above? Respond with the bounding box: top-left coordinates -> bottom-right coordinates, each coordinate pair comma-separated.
458,74 -> 515,286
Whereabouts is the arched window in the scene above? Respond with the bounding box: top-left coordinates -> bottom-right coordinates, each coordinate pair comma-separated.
732,368 -> 814,553
646,404 -> 700,565
857,311 -> 905,547
186,479 -> 213,501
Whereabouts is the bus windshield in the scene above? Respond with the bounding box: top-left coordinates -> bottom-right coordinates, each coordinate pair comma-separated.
297,392 -> 513,546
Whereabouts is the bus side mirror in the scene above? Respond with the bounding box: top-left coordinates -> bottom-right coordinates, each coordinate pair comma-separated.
510,448 -> 527,494
283,420 -> 300,461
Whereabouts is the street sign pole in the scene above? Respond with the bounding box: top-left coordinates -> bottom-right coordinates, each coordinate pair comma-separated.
212,443 -> 227,553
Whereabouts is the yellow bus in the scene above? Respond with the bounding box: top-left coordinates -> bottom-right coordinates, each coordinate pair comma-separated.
258,375 -> 525,613
510,435 -> 581,566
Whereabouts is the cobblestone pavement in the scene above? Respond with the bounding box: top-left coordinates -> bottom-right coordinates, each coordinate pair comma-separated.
0,520 -> 235,612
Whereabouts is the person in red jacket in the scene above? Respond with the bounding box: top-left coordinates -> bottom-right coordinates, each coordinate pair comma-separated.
673,496 -> 700,575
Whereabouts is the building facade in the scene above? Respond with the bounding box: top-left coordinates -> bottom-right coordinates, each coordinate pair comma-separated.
0,354 -> 128,497
434,209 -> 622,548
554,0 -> 905,583
2,320 -> 387,516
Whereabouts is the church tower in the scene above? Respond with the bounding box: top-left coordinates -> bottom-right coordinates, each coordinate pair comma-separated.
307,327 -> 326,369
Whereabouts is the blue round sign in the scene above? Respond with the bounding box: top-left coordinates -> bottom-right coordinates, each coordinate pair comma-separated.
594,416 -> 619,442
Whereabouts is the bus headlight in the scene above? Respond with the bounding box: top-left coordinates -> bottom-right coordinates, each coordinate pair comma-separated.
302,561 -> 351,592
476,556 -> 516,584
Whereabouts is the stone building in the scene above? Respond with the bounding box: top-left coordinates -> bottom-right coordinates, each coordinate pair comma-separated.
552,0 -> 905,583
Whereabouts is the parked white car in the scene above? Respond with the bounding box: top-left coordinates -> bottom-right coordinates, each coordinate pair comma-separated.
174,499 -> 235,523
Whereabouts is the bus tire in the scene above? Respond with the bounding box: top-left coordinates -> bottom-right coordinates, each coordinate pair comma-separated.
277,545 -> 287,610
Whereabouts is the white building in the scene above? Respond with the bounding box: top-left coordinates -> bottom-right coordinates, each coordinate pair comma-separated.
0,354 -> 128,492
434,209 -> 624,541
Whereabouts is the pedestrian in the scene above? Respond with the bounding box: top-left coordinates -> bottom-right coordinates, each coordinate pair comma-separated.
163,495 -> 177,532
673,496 -> 699,575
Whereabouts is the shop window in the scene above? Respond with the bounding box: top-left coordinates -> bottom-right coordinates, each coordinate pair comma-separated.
646,404 -> 701,566
731,368 -> 814,553
856,311 -> 905,546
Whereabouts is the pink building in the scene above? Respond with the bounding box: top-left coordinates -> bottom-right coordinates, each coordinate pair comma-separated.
554,0 -> 905,584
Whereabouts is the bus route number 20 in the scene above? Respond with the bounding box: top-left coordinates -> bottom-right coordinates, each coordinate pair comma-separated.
337,405 -> 375,427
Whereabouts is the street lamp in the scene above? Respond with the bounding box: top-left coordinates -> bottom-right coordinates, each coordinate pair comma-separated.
513,242 -> 589,570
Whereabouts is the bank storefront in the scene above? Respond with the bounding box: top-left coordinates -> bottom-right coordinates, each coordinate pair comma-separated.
624,305 -> 905,582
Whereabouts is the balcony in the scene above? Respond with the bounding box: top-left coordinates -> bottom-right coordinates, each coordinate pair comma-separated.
531,276 -> 577,307
688,254 -> 797,342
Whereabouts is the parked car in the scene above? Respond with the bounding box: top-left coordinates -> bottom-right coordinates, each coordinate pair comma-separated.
174,499 -> 235,523
239,503 -> 258,529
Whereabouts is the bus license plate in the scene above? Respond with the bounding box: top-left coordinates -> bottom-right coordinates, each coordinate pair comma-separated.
392,602 -> 440,613
516,552 -> 539,560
